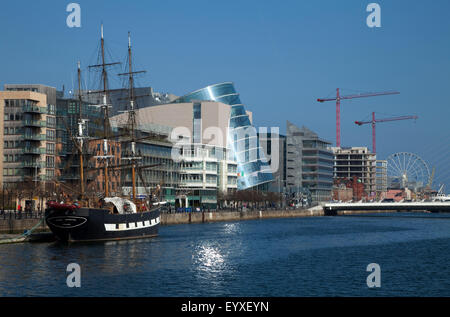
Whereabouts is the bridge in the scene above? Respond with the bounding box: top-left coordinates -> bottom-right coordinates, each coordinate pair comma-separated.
323,201 -> 450,215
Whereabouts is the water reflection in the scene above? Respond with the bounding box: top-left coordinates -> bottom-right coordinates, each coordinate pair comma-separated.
222,223 -> 241,235
191,241 -> 230,295
194,244 -> 225,270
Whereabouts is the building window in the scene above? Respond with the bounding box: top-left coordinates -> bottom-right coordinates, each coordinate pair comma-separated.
46,156 -> 55,168
46,143 -> 55,154
193,103 -> 201,119
193,103 -> 201,144
47,116 -> 56,128
46,129 -> 56,141
48,104 -> 56,115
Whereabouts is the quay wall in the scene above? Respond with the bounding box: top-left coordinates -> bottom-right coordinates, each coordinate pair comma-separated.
0,217 -> 48,234
161,208 -> 325,225
0,208 -> 409,234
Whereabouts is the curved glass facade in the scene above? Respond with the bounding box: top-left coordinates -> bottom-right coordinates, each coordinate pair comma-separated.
174,82 -> 273,190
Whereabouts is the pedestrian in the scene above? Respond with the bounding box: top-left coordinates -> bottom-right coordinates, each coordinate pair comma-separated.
25,202 -> 31,218
17,203 -> 22,219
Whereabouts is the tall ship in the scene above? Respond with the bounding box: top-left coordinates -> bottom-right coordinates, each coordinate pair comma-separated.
45,26 -> 161,242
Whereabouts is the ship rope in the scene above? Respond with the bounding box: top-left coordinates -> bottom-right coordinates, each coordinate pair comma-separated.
0,218 -> 45,244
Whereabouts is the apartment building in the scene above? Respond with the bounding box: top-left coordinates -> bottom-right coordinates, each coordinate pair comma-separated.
0,85 -> 59,189
285,122 -> 334,202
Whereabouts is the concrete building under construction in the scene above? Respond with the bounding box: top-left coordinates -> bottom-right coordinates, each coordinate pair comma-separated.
331,146 -> 387,199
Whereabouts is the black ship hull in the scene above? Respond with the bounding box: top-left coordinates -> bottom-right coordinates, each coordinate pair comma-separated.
45,206 -> 160,242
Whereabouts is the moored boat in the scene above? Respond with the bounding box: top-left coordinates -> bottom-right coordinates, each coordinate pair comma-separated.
45,198 -> 160,242
45,25 -> 162,243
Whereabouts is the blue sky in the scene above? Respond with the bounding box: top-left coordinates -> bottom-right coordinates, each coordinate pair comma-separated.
1,0 -> 450,191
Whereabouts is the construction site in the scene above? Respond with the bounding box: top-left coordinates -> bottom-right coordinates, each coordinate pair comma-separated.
317,88 -> 440,203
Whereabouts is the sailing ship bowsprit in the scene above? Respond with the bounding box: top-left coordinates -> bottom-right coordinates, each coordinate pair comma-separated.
44,26 -> 161,242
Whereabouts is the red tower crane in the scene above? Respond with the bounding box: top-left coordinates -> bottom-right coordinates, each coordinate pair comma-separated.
317,89 -> 400,147
355,112 -> 418,154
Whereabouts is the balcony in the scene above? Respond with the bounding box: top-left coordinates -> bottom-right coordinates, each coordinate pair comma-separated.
179,167 -> 203,173
205,169 -> 218,175
23,105 -> 47,114
21,147 -> 46,155
20,134 -> 46,141
180,179 -> 203,187
22,120 -> 46,128
21,161 -> 46,168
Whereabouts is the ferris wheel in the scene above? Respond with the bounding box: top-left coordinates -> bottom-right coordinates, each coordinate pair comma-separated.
386,152 -> 430,190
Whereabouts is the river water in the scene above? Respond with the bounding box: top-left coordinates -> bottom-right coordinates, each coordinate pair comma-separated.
1,212 -> 450,297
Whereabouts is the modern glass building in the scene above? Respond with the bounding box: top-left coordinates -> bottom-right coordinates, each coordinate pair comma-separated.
173,82 -> 273,190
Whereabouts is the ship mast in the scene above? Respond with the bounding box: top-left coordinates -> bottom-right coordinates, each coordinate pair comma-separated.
89,24 -> 120,198
76,61 -> 85,199
100,24 -> 111,197
119,31 -> 146,205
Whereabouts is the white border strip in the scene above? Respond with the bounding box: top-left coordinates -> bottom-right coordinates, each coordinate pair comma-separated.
104,217 -> 160,231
